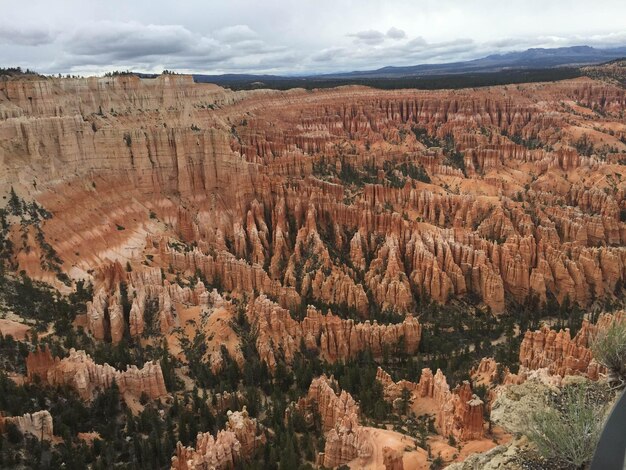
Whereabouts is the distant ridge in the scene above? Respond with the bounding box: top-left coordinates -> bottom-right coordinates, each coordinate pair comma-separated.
192,45 -> 626,85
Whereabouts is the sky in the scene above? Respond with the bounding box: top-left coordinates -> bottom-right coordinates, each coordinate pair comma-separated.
1,0 -> 625,76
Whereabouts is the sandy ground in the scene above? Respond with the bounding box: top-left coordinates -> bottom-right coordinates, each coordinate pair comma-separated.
0,318 -> 30,340
167,304 -> 204,358
77,431 -> 101,445
345,390 -> 513,470
345,424 -> 511,470
167,302 -> 242,368
7,373 -> 26,385
347,427 -> 427,470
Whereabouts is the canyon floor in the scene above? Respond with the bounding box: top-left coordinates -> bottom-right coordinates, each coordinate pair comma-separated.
0,69 -> 625,469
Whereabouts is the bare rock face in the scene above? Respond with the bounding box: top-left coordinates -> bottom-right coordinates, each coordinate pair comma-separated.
490,381 -> 552,435
26,348 -> 167,402
324,426 -> 373,469
164,243 -> 301,311
284,205 -> 369,315
298,375 -> 360,432
247,295 -> 421,369
445,438 -> 528,470
0,410 -> 53,441
428,369 -> 485,441
376,367 -> 419,402
170,407 -> 264,470
519,326 -> 594,377
470,357 -> 501,387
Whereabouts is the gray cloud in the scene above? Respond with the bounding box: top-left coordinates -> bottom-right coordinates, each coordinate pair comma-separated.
67,22 -> 195,59
312,47 -> 349,63
350,29 -> 386,45
0,24 -> 57,46
386,27 -> 406,40
45,20 -> 285,73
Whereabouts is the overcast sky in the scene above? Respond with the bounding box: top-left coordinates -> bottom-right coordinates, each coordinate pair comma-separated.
1,0 -> 625,76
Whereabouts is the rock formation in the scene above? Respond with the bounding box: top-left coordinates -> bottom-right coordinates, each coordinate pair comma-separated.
85,262 -> 212,343
172,430 -> 240,470
3,63 -> 626,470
0,410 -> 53,441
171,408 -> 264,470
297,375 -> 373,468
26,348 -> 167,402
470,357 -> 502,387
247,295 -> 421,369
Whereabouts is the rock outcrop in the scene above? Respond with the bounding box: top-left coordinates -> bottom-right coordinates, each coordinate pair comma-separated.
490,380 -> 552,435
0,410 -> 53,441
26,348 -> 167,402
3,63 -> 626,470
85,262 -> 212,343
444,438 -> 528,470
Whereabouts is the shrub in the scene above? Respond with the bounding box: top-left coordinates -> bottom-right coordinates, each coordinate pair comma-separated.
591,318 -> 626,388
430,454 -> 444,469
6,422 -> 23,444
525,384 -> 607,468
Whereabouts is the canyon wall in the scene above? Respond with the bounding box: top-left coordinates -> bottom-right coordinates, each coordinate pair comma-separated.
2,75 -> 625,318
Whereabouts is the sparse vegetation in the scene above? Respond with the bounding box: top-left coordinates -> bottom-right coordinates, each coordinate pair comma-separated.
591,318 -> 626,389
574,134 -> 594,157
525,383 -> 609,469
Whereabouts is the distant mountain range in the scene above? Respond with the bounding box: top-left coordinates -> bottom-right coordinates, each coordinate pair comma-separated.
192,45 -> 626,86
